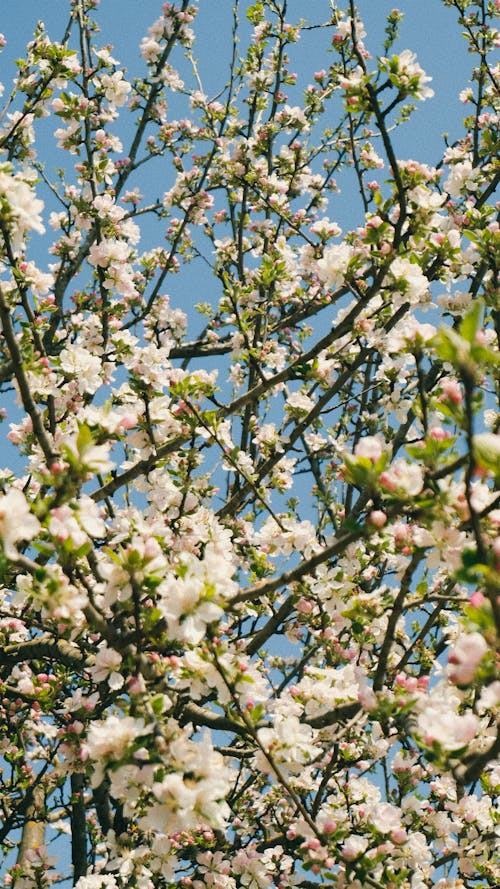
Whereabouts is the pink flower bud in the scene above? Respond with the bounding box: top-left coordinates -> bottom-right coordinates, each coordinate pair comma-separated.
429,426 -> 449,441
440,379 -> 462,404
368,510 -> 387,529
391,829 -> 407,844
296,597 -> 313,614
469,591 -> 485,608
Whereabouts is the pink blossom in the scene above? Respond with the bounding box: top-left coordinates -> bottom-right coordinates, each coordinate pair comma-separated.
379,459 -> 424,497
440,378 -> 462,404
469,591 -> 485,608
447,632 -> 488,685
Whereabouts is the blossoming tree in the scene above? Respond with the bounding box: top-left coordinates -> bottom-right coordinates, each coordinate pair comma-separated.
0,1 -> 499,887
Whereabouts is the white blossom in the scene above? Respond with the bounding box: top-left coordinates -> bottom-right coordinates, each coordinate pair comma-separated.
0,488 -> 40,558
316,243 -> 354,289
0,167 -> 45,252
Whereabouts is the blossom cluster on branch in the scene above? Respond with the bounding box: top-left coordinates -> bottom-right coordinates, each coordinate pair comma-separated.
0,1 -> 499,888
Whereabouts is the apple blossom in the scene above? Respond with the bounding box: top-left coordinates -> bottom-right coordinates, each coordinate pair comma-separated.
0,166 -> 45,253
316,242 -> 354,289
0,487 -> 41,558
416,687 -> 482,752
380,49 -> 434,100
387,256 -> 430,304
447,632 -> 489,686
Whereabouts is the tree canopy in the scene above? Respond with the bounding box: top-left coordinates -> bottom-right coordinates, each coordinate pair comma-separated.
0,2 -> 499,887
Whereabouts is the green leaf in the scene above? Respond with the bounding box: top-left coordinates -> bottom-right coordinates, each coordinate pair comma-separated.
433,327 -> 475,377
247,2 -> 265,25
76,423 -> 93,456
459,300 -> 482,344
151,695 -> 165,716
462,229 -> 481,244
461,548 -> 479,569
